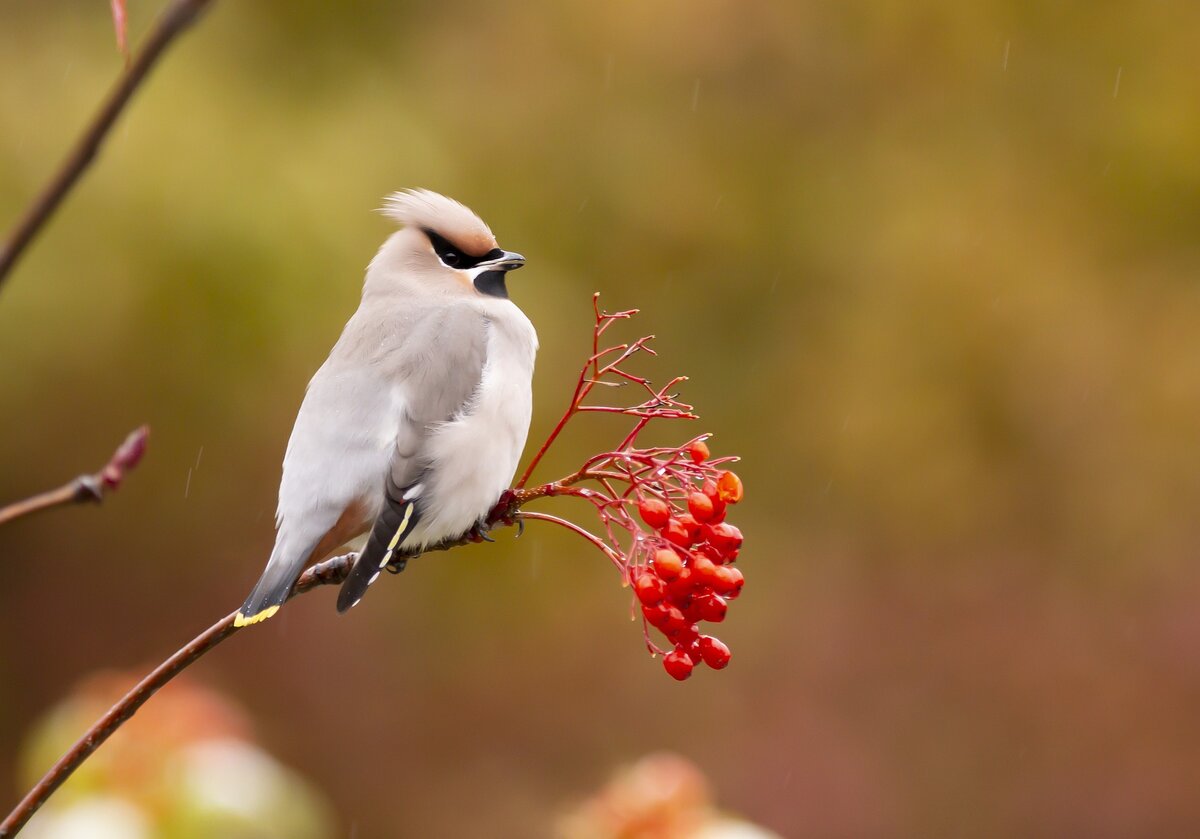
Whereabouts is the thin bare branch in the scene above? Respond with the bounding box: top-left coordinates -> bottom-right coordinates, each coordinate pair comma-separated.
0,0 -> 217,290
0,426 -> 149,527
0,485 -> 540,837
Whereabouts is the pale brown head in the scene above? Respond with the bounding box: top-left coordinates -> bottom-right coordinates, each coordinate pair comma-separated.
379,189 -> 525,299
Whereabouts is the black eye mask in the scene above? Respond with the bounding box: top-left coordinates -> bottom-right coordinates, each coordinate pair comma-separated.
423,229 -> 503,270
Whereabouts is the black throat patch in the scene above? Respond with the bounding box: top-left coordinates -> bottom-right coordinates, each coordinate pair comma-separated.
473,270 -> 509,299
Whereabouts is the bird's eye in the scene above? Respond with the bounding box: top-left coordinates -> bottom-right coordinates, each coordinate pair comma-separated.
441,251 -> 460,267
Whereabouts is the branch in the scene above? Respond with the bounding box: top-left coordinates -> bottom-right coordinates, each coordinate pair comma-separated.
0,547 -> 354,838
0,486 -> 540,837
0,0 -> 217,291
0,426 -> 149,527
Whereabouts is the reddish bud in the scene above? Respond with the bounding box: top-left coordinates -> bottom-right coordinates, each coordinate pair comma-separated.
697,636 -> 731,669
686,491 -> 715,523
687,440 -> 710,464
651,548 -> 683,580
662,518 -> 692,548
717,471 -> 744,504
634,573 -> 665,606
638,497 -> 671,529
663,649 -> 694,681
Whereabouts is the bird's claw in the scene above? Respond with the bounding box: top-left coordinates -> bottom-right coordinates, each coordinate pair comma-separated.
385,556 -> 409,574
468,520 -> 496,543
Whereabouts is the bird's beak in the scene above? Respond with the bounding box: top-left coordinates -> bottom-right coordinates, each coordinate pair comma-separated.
480,250 -> 526,272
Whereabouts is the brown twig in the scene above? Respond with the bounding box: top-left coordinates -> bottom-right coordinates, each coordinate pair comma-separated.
0,426 -> 149,527
0,0 -> 217,290
0,487 -> 539,838
0,547 -> 354,839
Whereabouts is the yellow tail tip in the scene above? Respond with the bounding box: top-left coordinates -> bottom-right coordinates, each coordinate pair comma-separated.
233,605 -> 280,627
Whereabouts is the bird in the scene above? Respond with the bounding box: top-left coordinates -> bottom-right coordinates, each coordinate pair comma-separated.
234,189 -> 538,627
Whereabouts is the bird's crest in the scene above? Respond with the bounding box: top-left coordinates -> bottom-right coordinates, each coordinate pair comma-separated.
380,189 -> 498,257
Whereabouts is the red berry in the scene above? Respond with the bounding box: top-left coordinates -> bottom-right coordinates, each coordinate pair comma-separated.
705,522 -> 743,554
702,480 -> 728,523
668,622 -> 700,646
687,491 -> 715,522
638,497 -> 671,529
687,440 -> 710,464
696,593 -> 728,622
697,636 -> 731,669
634,572 -> 665,606
662,518 -> 691,548
651,548 -> 683,580
642,603 -> 671,627
677,513 -> 702,545
717,471 -> 743,504
661,605 -> 688,633
713,565 -> 744,598
691,554 -> 721,585
665,566 -> 698,600
663,649 -> 694,681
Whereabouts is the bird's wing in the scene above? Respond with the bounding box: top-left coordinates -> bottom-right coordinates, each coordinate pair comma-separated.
336,305 -> 490,612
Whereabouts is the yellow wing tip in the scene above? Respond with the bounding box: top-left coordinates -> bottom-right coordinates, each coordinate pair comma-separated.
234,605 -> 280,627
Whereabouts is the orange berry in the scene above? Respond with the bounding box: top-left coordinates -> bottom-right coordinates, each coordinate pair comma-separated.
638,497 -> 670,529
687,491 -> 715,522
717,471 -> 743,504
662,517 -> 692,548
634,573 -> 665,606
687,440 -> 710,464
651,548 -> 683,580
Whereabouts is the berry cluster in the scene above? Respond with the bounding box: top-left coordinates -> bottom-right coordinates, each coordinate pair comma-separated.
512,296 -> 747,682
632,451 -> 744,681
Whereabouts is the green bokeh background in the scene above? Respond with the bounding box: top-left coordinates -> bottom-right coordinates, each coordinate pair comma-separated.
3,1 -> 1200,836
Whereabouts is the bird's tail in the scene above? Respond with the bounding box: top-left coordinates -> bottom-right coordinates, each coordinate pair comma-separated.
235,544 -> 305,627
337,490 -> 421,613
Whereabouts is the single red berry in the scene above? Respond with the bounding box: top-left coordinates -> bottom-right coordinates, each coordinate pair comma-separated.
661,605 -> 688,633
702,479 -> 728,523
697,636 -> 731,669
705,522 -> 743,554
717,471 -> 744,504
677,513 -> 703,545
665,566 -> 698,600
695,593 -> 728,622
638,497 -> 671,529
663,649 -> 694,681
662,518 -> 691,548
668,622 -> 700,646
687,440 -> 710,464
642,603 -> 671,627
651,548 -> 683,580
713,565 -> 744,598
634,573 -> 665,606
691,554 -> 721,585
687,491 -> 715,523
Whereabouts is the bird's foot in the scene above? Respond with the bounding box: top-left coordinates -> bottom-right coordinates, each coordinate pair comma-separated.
467,518 -> 496,543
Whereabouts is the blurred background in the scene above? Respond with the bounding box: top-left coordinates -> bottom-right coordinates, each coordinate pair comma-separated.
1,0 -> 1200,836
